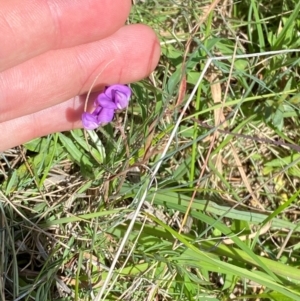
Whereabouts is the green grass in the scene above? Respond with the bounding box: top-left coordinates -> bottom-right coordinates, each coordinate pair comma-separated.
1,0 -> 300,300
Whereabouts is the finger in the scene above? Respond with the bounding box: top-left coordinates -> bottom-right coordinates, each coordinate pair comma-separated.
0,95 -> 88,152
0,0 -> 131,71
0,24 -> 161,123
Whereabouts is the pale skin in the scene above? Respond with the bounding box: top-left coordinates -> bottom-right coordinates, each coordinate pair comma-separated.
0,0 -> 161,151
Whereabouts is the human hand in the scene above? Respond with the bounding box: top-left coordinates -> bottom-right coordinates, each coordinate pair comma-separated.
0,0 -> 160,151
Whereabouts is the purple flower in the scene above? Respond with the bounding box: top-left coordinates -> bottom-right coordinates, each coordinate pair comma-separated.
97,85 -> 131,110
82,84 -> 131,130
82,106 -> 115,130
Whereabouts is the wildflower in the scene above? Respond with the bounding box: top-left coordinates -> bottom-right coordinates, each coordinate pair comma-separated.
82,84 -> 131,130
82,106 -> 115,130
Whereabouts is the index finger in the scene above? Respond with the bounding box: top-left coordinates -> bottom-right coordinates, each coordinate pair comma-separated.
0,0 -> 131,71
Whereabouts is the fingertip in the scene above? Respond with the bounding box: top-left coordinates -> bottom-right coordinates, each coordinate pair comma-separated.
124,24 -> 161,78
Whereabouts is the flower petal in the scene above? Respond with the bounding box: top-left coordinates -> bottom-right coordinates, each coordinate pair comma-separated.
82,112 -> 100,130
114,90 -> 129,109
97,93 -> 117,109
105,84 -> 131,100
97,108 -> 115,124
